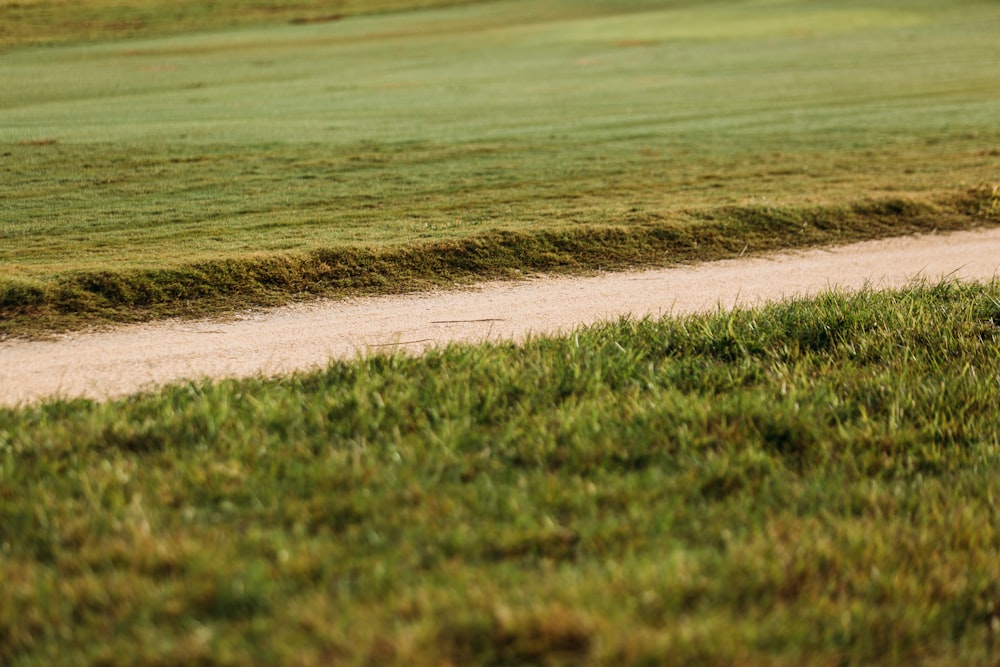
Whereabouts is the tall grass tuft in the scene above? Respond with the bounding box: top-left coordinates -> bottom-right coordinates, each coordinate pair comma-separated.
2,191 -> 996,338
2,281 -> 999,665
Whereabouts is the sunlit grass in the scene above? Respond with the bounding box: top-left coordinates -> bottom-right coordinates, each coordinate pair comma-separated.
3,281 -> 999,665
2,0 -> 999,335
5,3 -> 1000,664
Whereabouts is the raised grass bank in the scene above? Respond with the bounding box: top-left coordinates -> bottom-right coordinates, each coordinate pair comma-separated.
2,0 -> 999,336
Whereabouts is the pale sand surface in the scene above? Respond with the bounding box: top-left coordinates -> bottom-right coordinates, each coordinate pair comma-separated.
2,227 -> 999,407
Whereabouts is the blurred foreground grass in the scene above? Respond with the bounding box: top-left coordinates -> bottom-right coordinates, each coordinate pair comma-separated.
2,281 -> 1000,665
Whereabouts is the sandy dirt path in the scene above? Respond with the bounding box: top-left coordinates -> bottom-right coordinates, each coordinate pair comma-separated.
3,227 -> 999,407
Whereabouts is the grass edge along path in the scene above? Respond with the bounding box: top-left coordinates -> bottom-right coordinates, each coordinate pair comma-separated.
2,187 -> 998,339
1,281 -> 999,665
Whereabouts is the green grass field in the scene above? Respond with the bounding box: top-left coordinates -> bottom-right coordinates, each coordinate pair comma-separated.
3,282 -> 1000,666
3,1 -> 1000,665
2,0 -> 998,335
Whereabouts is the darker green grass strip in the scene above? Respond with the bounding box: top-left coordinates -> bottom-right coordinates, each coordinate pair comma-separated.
1,189 -> 997,338
0,0 -> 497,51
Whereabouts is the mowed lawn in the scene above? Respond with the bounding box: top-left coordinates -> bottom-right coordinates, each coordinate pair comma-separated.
1,0 -> 999,334
3,1 -> 1000,665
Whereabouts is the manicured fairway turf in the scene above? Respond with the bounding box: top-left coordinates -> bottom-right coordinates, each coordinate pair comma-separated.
2,282 -> 1000,666
2,0 -> 999,334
